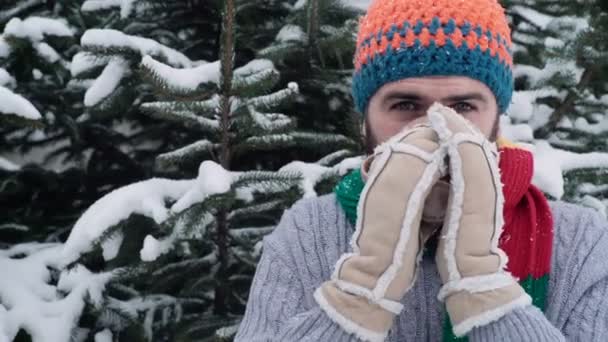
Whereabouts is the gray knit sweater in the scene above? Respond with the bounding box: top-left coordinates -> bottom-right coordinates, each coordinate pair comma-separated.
235,194 -> 608,341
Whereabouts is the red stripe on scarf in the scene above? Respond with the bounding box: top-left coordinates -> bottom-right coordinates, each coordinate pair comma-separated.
498,147 -> 554,279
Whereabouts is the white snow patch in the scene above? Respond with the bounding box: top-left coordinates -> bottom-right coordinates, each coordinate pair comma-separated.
511,5 -> 555,30
32,69 -> 43,80
0,244 -> 112,342
141,55 -> 220,91
101,232 -> 124,261
35,42 -> 60,63
61,178 -> 194,265
0,156 -> 20,171
71,52 -> 109,77
500,116 -> 534,142
81,29 -> 190,67
0,68 -> 15,88
84,57 -> 129,107
0,86 -> 42,120
0,36 -> 10,58
531,141 -> 608,199
171,161 -> 232,213
140,235 -> 167,262
82,0 -> 137,18
94,329 -> 113,342
4,17 -> 73,42
276,25 -> 306,42
340,0 -> 371,11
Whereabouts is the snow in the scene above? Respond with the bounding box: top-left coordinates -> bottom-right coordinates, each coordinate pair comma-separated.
100,232 -> 124,261
573,116 -> 608,134
279,156 -> 363,198
340,0 -> 371,11
0,36 -> 10,58
81,29 -> 190,67
70,52 -> 109,77
276,25 -> 306,42
35,42 -> 60,63
236,59 -> 275,76
62,161 -> 233,264
94,329 -> 112,342
511,5 -> 555,30
530,141 -> 608,199
0,86 -> 42,120
82,0 -> 137,18
0,156 -> 19,171
84,57 -> 129,107
0,243 -> 112,342
61,178 -> 194,265
171,161 -> 232,213
32,69 -> 42,80
141,55 -> 220,91
4,17 -> 73,42
293,0 -> 307,10
500,115 -> 534,142
0,68 -> 15,88
140,235 -> 167,262
141,56 -> 277,93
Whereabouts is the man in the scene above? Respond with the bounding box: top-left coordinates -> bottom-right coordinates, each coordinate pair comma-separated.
235,0 -> 608,341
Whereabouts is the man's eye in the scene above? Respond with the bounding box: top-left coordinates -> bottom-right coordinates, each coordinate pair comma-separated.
451,102 -> 475,113
392,102 -> 417,111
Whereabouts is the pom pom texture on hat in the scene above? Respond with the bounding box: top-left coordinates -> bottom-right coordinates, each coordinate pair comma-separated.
352,0 -> 514,114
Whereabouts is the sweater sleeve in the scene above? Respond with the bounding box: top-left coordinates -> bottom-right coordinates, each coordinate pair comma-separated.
234,206 -> 360,342
468,204 -> 608,341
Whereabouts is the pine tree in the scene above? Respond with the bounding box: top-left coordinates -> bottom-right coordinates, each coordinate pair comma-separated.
502,0 -> 608,215
54,0 -> 359,341
0,0 -> 98,245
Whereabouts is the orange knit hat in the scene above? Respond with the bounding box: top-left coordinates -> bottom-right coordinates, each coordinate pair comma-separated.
352,0 -> 514,114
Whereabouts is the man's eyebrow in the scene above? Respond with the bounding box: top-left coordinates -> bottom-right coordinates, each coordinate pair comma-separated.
381,91 -> 426,102
442,93 -> 487,102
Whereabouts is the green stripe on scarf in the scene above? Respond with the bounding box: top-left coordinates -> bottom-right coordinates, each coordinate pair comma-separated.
334,168 -> 550,341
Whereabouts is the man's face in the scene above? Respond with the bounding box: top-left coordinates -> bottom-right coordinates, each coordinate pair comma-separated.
364,76 -> 500,154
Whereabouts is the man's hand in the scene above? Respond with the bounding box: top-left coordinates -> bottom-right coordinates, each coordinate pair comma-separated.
428,103 -> 531,337
315,121 -> 447,342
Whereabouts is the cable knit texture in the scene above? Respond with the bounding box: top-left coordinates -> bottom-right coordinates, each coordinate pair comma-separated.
235,194 -> 608,341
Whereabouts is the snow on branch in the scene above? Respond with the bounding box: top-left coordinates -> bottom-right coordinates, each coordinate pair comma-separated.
84,57 -> 129,107
156,139 -> 217,170
0,68 -> 15,88
279,157 -> 362,198
140,56 -> 279,95
246,82 -> 298,111
0,86 -> 42,120
82,0 -> 139,18
0,36 -> 10,58
141,56 -> 220,92
61,161 -> 233,265
4,17 -> 74,42
530,141 -> 608,199
81,29 -> 191,68
0,244 -> 114,342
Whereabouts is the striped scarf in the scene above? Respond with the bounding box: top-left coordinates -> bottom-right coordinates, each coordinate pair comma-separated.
333,141 -> 553,341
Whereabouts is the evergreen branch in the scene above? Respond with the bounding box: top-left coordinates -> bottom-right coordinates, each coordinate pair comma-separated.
233,68 -> 280,98
245,82 -> 299,111
140,103 -> 220,133
231,170 -> 301,189
538,67 -> 595,138
155,139 -> 218,170
228,199 -> 285,221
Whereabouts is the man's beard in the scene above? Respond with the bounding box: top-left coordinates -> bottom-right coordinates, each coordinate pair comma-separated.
364,115 -> 500,155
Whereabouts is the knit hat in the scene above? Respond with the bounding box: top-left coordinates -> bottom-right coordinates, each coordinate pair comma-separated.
352,0 -> 514,114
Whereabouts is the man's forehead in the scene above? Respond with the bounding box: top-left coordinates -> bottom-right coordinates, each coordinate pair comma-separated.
376,76 -> 495,102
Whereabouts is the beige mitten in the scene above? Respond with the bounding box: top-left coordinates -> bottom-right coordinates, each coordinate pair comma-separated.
427,103 -> 531,337
314,123 -> 447,342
